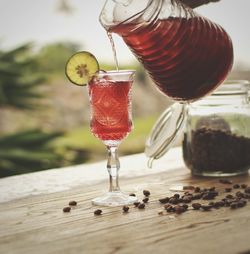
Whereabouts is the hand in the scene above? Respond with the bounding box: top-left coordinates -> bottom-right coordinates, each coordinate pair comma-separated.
180,0 -> 220,8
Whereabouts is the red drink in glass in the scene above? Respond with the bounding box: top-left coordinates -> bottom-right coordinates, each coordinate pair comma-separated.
89,70 -> 137,206
89,79 -> 132,143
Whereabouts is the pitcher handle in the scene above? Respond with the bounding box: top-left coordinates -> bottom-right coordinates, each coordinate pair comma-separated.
145,102 -> 187,168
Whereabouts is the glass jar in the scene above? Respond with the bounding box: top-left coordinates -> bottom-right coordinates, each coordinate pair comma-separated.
182,80 -> 250,176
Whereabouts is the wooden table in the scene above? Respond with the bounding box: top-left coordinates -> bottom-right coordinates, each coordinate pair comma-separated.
0,147 -> 249,254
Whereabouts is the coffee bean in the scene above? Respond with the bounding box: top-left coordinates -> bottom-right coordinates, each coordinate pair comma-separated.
201,205 -> 213,211
123,206 -> 129,213
143,190 -> 151,197
213,202 -> 222,209
94,209 -> 102,215
182,204 -> 189,210
166,206 -> 174,213
226,194 -> 234,199
194,186 -> 201,193
192,193 -> 202,200
134,201 -> 140,207
174,193 -> 180,199
138,203 -> 145,209
230,202 -> 238,209
164,204 -> 172,210
159,197 -> 169,204
158,211 -> 164,215
129,193 -> 136,197
237,200 -> 247,208
63,206 -> 71,213
225,188 -> 232,192
236,191 -> 245,198
233,184 -> 240,189
68,200 -> 77,206
182,196 -> 192,203
244,187 -> 250,194
143,197 -> 149,203
174,205 -> 186,214
192,203 -> 201,210
169,197 -> 179,204
241,184 -> 247,189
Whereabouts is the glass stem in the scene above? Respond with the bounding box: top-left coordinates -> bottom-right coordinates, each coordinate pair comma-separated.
107,146 -> 120,192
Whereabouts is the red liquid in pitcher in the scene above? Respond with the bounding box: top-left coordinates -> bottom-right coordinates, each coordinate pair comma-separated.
89,80 -> 132,141
110,17 -> 233,101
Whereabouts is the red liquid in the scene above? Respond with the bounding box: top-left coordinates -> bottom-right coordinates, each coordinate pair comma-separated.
89,80 -> 132,141
110,17 -> 233,101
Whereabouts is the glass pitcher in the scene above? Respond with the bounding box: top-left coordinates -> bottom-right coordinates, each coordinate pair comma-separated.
100,0 -> 233,102
100,0 -> 234,163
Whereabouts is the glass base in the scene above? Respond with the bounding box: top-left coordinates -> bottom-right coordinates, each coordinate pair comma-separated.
92,191 -> 137,207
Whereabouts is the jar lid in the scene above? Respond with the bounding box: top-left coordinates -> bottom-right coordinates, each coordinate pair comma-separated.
145,103 -> 187,167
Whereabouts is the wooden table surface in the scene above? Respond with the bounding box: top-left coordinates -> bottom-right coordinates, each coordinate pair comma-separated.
0,147 -> 249,254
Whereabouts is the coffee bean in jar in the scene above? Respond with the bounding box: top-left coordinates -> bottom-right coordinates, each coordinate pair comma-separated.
182,80 -> 250,177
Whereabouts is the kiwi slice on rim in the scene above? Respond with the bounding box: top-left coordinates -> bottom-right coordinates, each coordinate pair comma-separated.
65,51 -> 99,86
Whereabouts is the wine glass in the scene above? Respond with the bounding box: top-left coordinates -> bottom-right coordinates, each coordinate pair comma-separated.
88,70 -> 137,206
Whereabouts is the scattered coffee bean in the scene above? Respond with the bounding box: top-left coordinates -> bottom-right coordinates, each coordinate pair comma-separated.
213,202 -> 222,209
158,211 -> 164,215
219,179 -> 233,184
182,204 -> 189,210
225,188 -> 232,192
236,191 -> 245,198
209,187 -> 216,191
143,197 -> 149,203
230,202 -> 238,209
201,205 -> 213,211
192,203 -> 201,210
63,206 -> 71,213
202,193 -> 216,200
194,186 -> 201,193
241,184 -> 247,189
169,197 -> 179,204
238,200 -> 247,208
164,204 -> 171,210
166,205 -> 174,213
129,193 -> 136,197
244,187 -> 250,194
159,197 -> 170,204
233,184 -> 240,189
134,201 -> 140,207
123,206 -> 129,213
182,196 -> 192,203
68,200 -> 77,206
138,203 -> 145,209
226,194 -> 234,199
174,193 -> 180,199
174,205 -> 186,214
192,193 -> 202,200
143,190 -> 151,197
94,209 -> 102,215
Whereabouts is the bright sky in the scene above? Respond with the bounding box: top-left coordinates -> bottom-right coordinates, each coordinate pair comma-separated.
1,0 -> 250,68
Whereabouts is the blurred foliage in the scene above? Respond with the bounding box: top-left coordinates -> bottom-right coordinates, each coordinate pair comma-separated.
0,43 -> 90,178
0,43 -> 45,109
36,42 -> 80,77
0,130 -> 63,177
